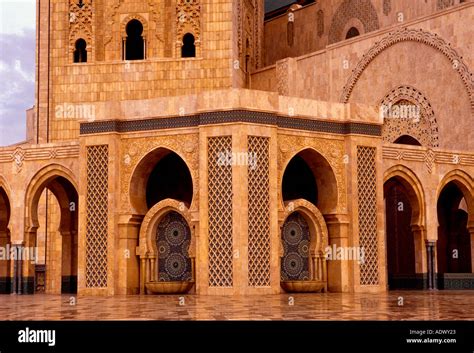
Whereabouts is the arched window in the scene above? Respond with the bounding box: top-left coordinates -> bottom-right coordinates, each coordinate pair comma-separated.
73,39 -> 87,63
345,27 -> 360,39
125,19 -> 144,60
181,33 -> 196,58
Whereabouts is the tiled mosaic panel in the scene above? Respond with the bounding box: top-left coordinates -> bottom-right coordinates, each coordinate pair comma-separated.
85,145 -> 108,288
281,212 -> 310,281
357,146 -> 379,285
247,136 -> 271,287
156,211 -> 192,282
208,136 -> 233,287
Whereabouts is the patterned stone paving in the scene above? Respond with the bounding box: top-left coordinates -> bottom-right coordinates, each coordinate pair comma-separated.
0,291 -> 473,320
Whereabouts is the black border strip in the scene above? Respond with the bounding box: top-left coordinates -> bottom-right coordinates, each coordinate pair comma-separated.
1,321 -> 472,353
80,110 -> 381,136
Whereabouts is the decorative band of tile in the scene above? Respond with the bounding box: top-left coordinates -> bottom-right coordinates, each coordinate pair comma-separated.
80,110 -> 382,136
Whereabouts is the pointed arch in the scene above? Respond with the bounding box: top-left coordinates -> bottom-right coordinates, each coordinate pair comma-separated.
437,169 -> 474,224
341,28 -> 474,112
384,165 -> 426,229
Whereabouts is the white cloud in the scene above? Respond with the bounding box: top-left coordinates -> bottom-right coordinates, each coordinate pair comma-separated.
14,59 -> 34,82
0,0 -> 36,35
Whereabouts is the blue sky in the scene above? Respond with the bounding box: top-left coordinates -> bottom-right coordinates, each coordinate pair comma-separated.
0,0 -> 36,146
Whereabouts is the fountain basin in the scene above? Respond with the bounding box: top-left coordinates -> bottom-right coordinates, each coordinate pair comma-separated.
281,280 -> 326,293
146,281 -> 194,294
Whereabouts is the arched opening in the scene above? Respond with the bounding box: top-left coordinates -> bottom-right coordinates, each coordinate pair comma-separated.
384,177 -> 420,289
437,181 -> 473,289
27,172 -> 79,294
282,155 -> 317,205
146,152 -> 193,210
73,38 -> 87,63
394,135 -> 422,146
281,149 -> 337,214
345,27 -> 360,39
138,200 -> 195,294
125,19 -> 144,60
0,187 -> 11,293
279,205 -> 328,293
130,148 -> 194,216
155,211 -> 192,282
181,33 -> 196,58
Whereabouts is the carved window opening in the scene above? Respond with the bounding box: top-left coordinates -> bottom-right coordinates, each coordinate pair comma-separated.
381,86 -> 439,148
393,135 -> 422,146
125,19 -> 145,60
73,38 -> 87,63
328,0 -> 379,44
146,152 -> 193,209
181,33 -> 196,58
345,27 -> 360,39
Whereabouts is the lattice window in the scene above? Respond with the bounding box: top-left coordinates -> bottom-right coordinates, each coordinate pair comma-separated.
85,145 -> 109,288
208,136 -> 233,287
176,0 -> 201,57
69,0 -> 93,60
328,0 -> 379,44
380,85 -> 439,147
357,146 -> 379,285
247,136 -> 270,287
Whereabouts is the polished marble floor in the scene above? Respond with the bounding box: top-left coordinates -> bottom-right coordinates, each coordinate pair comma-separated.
0,291 -> 472,320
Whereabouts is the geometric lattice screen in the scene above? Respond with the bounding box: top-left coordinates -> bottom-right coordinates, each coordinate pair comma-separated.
357,146 -> 379,285
247,136 -> 271,287
85,145 -> 109,288
207,136 -> 233,287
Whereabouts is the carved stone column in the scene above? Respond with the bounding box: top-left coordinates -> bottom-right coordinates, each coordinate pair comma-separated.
411,225 -> 427,273
325,214 -> 350,292
117,214 -> 143,295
